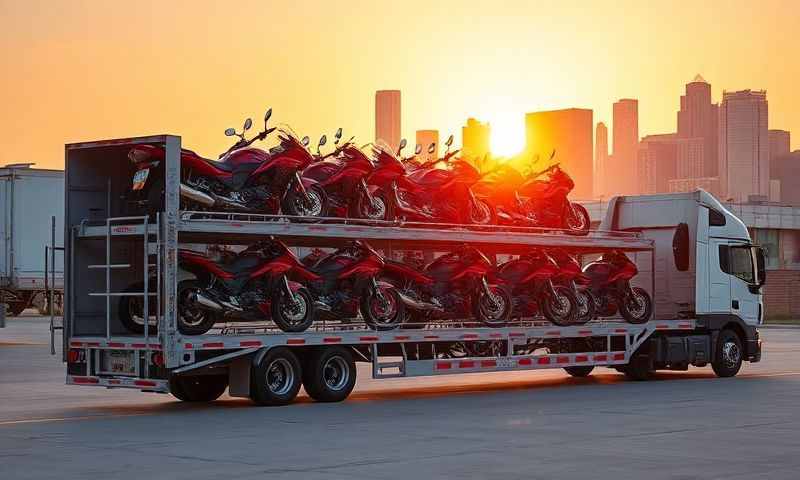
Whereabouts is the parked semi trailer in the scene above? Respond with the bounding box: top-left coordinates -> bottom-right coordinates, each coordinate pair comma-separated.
1,164 -> 64,316
62,136 -> 764,405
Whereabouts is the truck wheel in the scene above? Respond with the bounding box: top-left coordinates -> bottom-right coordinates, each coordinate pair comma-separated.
302,346 -> 357,402
712,329 -> 743,378
251,348 -> 302,406
564,366 -> 594,377
169,375 -> 227,402
622,351 -> 653,381
619,287 -> 653,324
272,287 -> 314,333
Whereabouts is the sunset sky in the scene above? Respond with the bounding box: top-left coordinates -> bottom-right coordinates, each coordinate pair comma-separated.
2,0 -> 799,167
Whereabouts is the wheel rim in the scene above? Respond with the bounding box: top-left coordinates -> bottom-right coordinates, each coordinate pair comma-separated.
128,297 -> 156,327
721,341 -> 741,369
566,205 -> 587,230
296,190 -> 323,217
266,358 -> 294,395
626,290 -> 648,320
280,292 -> 308,326
479,288 -> 507,323
179,289 -> 207,327
470,200 -> 492,224
322,356 -> 350,391
576,291 -> 590,318
363,196 -> 387,220
548,292 -> 571,319
369,288 -> 399,326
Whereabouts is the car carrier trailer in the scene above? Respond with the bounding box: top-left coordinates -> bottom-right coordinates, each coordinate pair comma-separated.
62,135 -> 764,405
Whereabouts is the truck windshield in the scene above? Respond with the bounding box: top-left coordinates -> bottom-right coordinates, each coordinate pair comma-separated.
719,245 -> 755,284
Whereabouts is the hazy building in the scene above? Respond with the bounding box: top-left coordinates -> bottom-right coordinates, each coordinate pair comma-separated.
638,133 -> 678,194
668,177 -> 722,198
525,108 -> 593,199
677,75 -> 719,177
771,150 -> 800,205
676,137 -> 705,179
375,90 -> 401,151
769,129 -> 791,161
594,122 -> 608,198
719,90 -> 769,202
462,118 -> 490,162
611,99 -> 639,195
415,129 -> 439,164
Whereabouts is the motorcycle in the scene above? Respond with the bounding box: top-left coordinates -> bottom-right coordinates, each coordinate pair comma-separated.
514,160 -> 591,235
582,250 -> 653,324
548,248 -> 595,325
380,244 -> 512,328
492,249 -> 578,326
301,240 -> 406,330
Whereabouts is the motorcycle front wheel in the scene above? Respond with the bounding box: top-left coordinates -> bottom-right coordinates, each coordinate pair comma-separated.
282,185 -> 327,220
542,285 -> 578,326
565,203 -> 591,236
473,285 -> 512,327
572,289 -> 596,325
361,286 -> 405,331
272,287 -> 314,332
356,191 -> 391,221
467,199 -> 495,225
619,287 -> 653,324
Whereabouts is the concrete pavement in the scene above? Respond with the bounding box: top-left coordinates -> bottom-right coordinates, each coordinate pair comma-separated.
1,315 -> 799,479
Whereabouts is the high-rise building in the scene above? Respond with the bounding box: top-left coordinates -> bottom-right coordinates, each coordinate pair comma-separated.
677,75 -> 718,177
676,137 -> 705,179
771,150 -> 800,205
637,133 -> 677,194
415,130 -> 439,164
610,99 -> 639,195
525,108 -> 593,199
462,118 -> 490,161
719,89 -> 769,202
375,90 -> 401,151
769,129 -> 791,161
594,122 -> 608,198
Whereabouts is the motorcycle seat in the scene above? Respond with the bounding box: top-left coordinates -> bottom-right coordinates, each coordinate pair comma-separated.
405,169 -> 453,188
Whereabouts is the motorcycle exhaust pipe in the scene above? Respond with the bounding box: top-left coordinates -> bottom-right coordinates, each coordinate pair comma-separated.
190,291 -> 225,311
180,183 -> 216,207
396,290 -> 444,312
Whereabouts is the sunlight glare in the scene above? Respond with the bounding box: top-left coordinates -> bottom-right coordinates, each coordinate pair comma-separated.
489,112 -> 525,157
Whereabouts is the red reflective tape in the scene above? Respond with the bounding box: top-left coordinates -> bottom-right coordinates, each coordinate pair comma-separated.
537,357 -> 551,365
203,342 -> 224,349
230,223 -> 243,227
489,333 -> 503,339
86,342 -> 100,347
73,376 -> 99,384
679,322 -> 692,329
461,334 -> 479,340
423,335 -> 439,340
518,358 -> 533,366
459,360 -> 475,369
575,355 -> 589,362
579,330 -> 593,335
394,335 -> 410,341
148,344 -> 161,349
436,362 -> 452,370
359,336 -> 379,342
612,353 -> 625,361
134,380 -> 157,388
656,324 -> 670,329
70,342 -> 83,347
240,341 -> 262,347
594,354 -> 608,361
286,338 -> 305,345
131,343 -> 147,348
108,379 -> 121,385
614,329 -> 628,334
545,330 -> 561,336
481,359 -> 497,368
107,342 -> 125,348
323,337 -> 342,343
308,226 -> 327,231
184,343 -> 193,349
556,356 -> 570,364
509,332 -> 525,337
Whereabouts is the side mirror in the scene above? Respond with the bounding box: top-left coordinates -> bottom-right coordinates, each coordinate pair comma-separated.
318,135 -> 327,147
264,108 -> 272,123
428,143 -> 436,154
755,246 -> 766,286
243,118 -> 253,131
301,136 -> 310,147
445,135 -> 453,147
224,128 -> 236,137
549,149 -> 556,161
672,222 -> 690,271
415,144 -> 422,155
335,128 -> 343,140
399,138 -> 407,150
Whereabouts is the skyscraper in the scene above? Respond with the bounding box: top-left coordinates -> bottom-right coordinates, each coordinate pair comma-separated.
719,90 -> 769,202
594,122 -> 608,198
769,129 -> 791,161
462,118 -> 490,161
375,90 -> 401,151
415,129 -> 439,164
611,99 -> 639,195
677,75 -> 718,177
637,133 -> 677,194
525,108 -> 593,199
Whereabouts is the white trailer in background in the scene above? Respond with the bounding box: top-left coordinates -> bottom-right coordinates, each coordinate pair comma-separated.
0,164 -> 64,316
62,136 -> 764,406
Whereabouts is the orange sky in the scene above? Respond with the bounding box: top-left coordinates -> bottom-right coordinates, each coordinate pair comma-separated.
2,0 -> 799,167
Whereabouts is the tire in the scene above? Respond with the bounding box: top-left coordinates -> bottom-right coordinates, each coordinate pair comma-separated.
542,285 -> 578,326
468,198 -> 495,225
251,347 -> 302,406
565,203 -> 591,236
361,285 -> 405,330
622,350 -> 653,381
271,287 -> 314,333
282,185 -> 327,219
572,289 -> 596,325
119,282 -> 158,335
564,366 -> 594,377
169,375 -> 227,402
473,284 -> 512,327
711,329 -> 743,378
176,280 -> 218,336
302,347 -> 357,402
356,191 -> 391,221
619,287 -> 653,324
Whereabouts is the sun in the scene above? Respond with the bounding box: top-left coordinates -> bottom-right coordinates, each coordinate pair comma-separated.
488,112 -> 525,157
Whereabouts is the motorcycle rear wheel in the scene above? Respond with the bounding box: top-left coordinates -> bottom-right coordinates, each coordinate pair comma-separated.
542,285 -> 578,326
177,280 -> 219,335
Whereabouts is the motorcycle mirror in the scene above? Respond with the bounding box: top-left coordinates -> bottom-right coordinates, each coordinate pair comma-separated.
243,118 -> 253,131
415,144 -> 422,155
301,136 -> 310,147
224,128 -> 236,137
427,143 -> 436,154
549,149 -> 556,161
264,108 -> 272,123
335,127 -> 343,139
318,135 -> 327,147
446,135 -> 454,147
399,138 -> 407,151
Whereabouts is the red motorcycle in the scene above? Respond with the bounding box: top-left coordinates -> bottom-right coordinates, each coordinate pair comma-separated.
548,248 -> 595,325
492,249 -> 578,326
124,240 -> 319,336
513,162 -> 591,235
583,250 -> 653,324
380,244 -> 512,328
302,241 -> 405,330
126,109 -> 327,218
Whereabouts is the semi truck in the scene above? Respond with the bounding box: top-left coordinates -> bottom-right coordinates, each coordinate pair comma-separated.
0,164 -> 64,316
62,136 -> 764,405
